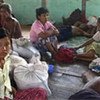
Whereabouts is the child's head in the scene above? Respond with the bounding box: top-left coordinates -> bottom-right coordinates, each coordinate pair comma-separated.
36,7 -> 49,19
36,7 -> 49,24
0,28 -> 11,59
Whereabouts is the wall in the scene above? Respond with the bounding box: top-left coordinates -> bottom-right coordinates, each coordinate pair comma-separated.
5,0 -> 41,24
47,0 -> 81,24
87,0 -> 100,17
4,0 -> 100,25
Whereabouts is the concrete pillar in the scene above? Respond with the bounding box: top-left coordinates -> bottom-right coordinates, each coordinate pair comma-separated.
41,0 -> 47,8
81,0 -> 87,23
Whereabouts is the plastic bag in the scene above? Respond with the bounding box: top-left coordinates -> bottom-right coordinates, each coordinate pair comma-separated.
89,58 -> 100,73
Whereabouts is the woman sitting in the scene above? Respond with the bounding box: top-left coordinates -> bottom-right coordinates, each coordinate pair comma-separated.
30,7 -> 59,56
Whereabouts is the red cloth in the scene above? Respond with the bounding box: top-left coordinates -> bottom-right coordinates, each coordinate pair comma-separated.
54,48 -> 75,63
14,88 -> 47,100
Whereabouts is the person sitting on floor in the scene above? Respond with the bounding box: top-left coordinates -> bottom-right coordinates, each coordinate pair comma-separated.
30,7 -> 59,56
0,27 -> 48,100
0,28 -> 16,100
74,17 -> 100,62
68,77 -> 100,100
0,3 -> 22,38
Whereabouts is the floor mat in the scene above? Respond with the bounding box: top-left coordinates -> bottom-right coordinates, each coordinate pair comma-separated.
58,36 -> 88,53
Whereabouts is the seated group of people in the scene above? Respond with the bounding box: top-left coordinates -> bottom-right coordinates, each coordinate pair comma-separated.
0,2 -> 49,100
0,1 -> 100,100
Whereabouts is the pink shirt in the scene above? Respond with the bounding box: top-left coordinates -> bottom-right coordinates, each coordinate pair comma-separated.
30,20 -> 55,42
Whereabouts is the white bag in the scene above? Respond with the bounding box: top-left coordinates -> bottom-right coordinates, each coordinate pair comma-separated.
15,37 -> 29,46
14,56 -> 51,95
87,16 -> 97,26
12,38 -> 41,61
10,55 -> 27,72
89,58 -> 100,73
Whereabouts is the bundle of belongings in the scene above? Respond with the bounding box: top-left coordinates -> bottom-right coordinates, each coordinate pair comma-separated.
62,8 -> 82,26
53,46 -> 76,63
10,53 -> 51,99
12,37 -> 41,61
15,37 -> 29,46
